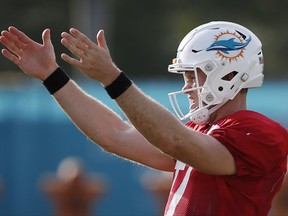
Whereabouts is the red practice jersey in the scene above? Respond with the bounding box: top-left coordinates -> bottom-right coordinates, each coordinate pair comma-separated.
164,110 -> 288,216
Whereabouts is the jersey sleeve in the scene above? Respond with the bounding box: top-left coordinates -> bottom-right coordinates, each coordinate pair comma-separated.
209,120 -> 288,177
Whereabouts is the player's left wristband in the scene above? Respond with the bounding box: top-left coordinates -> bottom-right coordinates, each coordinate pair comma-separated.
105,72 -> 133,99
43,67 -> 70,95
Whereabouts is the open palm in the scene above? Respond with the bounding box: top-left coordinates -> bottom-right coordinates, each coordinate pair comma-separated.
0,27 -> 58,80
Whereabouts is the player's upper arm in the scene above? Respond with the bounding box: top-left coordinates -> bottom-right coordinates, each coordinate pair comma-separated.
161,126 -> 236,175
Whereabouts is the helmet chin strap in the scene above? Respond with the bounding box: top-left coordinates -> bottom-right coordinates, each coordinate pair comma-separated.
189,98 -> 229,125
189,108 -> 209,125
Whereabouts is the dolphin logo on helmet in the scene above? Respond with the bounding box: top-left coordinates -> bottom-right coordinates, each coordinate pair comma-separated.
206,36 -> 251,54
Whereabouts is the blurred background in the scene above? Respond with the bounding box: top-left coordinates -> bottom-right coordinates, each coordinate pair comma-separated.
0,0 -> 288,215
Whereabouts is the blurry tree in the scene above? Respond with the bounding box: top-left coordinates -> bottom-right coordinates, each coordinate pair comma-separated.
0,0 -> 70,73
111,0 -> 288,79
1,0 -> 288,79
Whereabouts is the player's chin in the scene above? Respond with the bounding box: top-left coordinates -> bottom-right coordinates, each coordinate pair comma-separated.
189,101 -> 198,110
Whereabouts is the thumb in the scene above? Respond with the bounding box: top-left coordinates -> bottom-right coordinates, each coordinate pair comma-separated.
97,29 -> 110,54
42,29 -> 52,47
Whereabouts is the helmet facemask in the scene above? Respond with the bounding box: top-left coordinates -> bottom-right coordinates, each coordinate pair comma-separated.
168,67 -> 223,125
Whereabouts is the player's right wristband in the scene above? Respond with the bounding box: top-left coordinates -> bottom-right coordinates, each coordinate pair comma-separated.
43,67 -> 70,95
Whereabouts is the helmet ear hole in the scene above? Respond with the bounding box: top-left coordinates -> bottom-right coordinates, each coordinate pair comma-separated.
221,71 -> 238,81
218,86 -> 224,91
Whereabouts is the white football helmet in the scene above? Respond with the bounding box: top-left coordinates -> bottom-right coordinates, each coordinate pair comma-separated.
168,21 -> 264,124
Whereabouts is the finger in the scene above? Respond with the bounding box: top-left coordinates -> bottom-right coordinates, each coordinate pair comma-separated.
61,53 -> 81,67
69,28 -> 95,48
97,29 -> 109,52
61,32 -> 87,51
1,30 -> 24,51
1,49 -> 20,65
8,26 -> 32,45
0,33 -> 22,56
61,34 -> 86,59
42,29 -> 52,47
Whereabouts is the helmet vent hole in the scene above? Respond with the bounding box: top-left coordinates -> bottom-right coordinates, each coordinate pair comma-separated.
218,86 -> 224,91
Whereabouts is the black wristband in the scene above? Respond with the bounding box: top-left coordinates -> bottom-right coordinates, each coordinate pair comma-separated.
105,72 -> 132,99
43,67 -> 70,95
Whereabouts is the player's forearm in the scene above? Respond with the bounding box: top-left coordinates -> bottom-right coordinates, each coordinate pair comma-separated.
52,80 -> 127,148
115,84 -> 184,153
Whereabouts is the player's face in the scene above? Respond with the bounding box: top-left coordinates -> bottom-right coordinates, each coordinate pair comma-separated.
182,69 -> 206,110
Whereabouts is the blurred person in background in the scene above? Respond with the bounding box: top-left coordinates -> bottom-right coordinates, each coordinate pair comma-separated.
1,21 -> 288,216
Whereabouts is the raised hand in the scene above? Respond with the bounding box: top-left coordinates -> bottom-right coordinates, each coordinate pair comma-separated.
61,28 -> 121,86
0,27 -> 58,80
